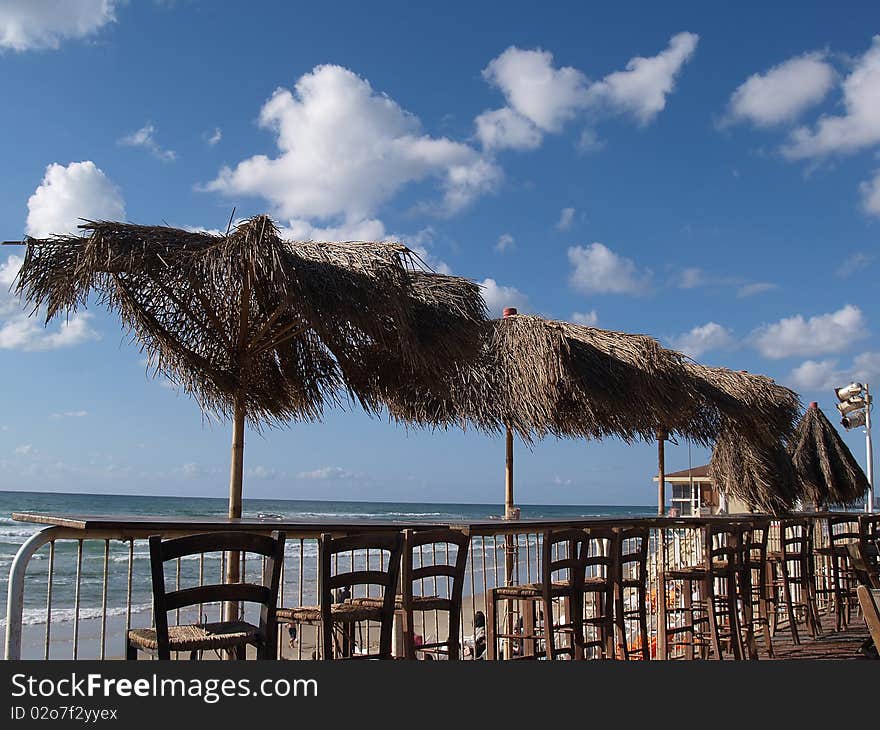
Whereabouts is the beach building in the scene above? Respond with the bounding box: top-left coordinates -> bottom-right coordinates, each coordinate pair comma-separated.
653,464 -> 751,515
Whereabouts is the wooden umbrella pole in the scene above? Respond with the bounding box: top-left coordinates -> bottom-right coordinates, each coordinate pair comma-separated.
657,429 -> 667,516
505,426 -> 515,519
223,396 -> 246,623
503,424 -> 516,659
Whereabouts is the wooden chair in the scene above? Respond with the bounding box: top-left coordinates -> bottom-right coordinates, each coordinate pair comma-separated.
737,518 -> 773,659
814,515 -> 860,630
767,517 -> 820,644
855,586 -> 880,660
487,528 -> 589,660
660,521 -> 744,660
847,543 -> 880,589
276,532 -> 403,660
580,526 -> 617,659
352,528 -> 471,659
127,531 -> 285,660
613,525 -> 650,660
859,514 -> 879,580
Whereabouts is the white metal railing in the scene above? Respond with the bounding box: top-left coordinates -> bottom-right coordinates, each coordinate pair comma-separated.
3,515 -> 858,660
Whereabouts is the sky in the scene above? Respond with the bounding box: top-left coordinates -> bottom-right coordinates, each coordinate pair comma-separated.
0,0 -> 877,506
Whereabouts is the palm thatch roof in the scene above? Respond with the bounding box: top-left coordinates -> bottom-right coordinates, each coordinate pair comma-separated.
787,402 -> 869,507
13,216 -> 486,426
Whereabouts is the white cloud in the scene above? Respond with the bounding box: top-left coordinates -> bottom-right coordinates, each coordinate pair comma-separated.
206,64 -> 499,222
0,309 -> 99,351
751,304 -> 867,359
247,465 -> 278,479
482,47 -> 590,133
567,242 -> 652,295
586,32 -> 699,124
669,322 -> 736,358
726,53 -> 835,127
118,124 -> 176,162
50,410 -> 88,419
206,127 -> 222,146
860,170 -> 880,216
478,33 -> 697,151
787,358 -> 839,391
556,207 -> 575,231
576,129 -> 605,154
26,161 -> 125,238
474,107 -> 542,151
13,444 -> 34,456
571,310 -> 598,326
787,351 -> 880,391
479,278 -> 530,318
678,267 -> 705,289
494,233 -> 515,253
835,251 -> 874,278
0,0 -> 116,51
736,282 -> 777,298
783,36 -> 880,159
297,466 -> 355,480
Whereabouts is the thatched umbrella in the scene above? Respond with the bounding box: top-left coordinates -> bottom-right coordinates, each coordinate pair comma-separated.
10,215 -> 486,611
787,401 -> 869,508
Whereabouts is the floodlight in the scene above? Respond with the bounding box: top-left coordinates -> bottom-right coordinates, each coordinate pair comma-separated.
835,383 -> 864,401
837,396 -> 867,415
841,411 -> 867,430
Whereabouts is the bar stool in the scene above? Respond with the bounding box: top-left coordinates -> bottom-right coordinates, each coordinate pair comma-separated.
814,515 -> 860,630
737,518 -> 773,659
353,528 -> 470,659
487,528 -> 589,660
767,517 -> 820,644
127,531 -> 286,660
581,526 -> 616,659
613,525 -> 650,660
660,521 -> 744,660
276,532 -> 404,660
858,514 -> 880,584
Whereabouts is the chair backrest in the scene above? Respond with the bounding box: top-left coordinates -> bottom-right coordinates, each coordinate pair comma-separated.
318,531 -> 404,659
856,586 -> 880,655
400,528 -> 470,658
779,517 -> 813,560
742,518 -> 771,569
582,526 -> 617,584
615,526 -> 649,587
148,531 -> 286,658
541,528 -> 590,592
847,543 -> 880,589
703,521 -> 741,574
826,515 -> 861,548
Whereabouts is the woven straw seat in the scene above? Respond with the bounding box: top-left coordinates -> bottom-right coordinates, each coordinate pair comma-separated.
492,581 -> 573,599
351,595 -> 451,612
277,600 -> 384,625
128,621 -> 259,652
663,564 -> 709,580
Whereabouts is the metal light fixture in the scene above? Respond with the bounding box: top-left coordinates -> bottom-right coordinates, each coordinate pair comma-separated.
833,381 -> 874,513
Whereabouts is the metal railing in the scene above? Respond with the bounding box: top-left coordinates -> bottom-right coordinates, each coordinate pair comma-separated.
3,514 -> 863,660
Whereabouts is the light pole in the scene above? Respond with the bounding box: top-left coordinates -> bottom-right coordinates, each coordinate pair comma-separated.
835,381 -> 874,513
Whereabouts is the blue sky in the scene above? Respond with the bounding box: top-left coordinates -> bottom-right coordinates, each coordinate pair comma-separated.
0,0 -> 877,506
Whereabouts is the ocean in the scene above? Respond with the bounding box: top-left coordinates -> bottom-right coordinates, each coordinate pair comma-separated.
0,490 -> 653,644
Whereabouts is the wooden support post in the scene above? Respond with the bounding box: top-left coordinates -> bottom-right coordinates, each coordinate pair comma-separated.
657,430 -> 667,516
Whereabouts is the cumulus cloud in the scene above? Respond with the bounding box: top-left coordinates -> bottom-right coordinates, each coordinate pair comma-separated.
571,310 -> 598,326
494,233 -> 515,253
0,255 -> 100,352
476,33 -> 698,150
788,351 -> 880,391
860,170 -> 880,216
556,207 -> 575,231
586,31 -> 699,124
669,322 -> 736,358
751,304 -> 867,359
118,124 -> 176,162
474,107 -> 542,151
567,242 -> 652,295
479,278 -> 530,317
26,161 -> 125,238
297,466 -> 356,480
0,0 -> 116,51
726,53 -> 836,127
205,64 -> 499,222
736,282 -> 777,298
205,127 -> 222,146
783,36 -> 880,159
835,251 -> 874,278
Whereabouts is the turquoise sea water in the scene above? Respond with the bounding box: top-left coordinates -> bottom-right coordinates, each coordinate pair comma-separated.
0,490 -> 653,629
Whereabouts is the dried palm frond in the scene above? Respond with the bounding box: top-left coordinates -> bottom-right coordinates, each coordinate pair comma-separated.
788,403 -> 869,507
